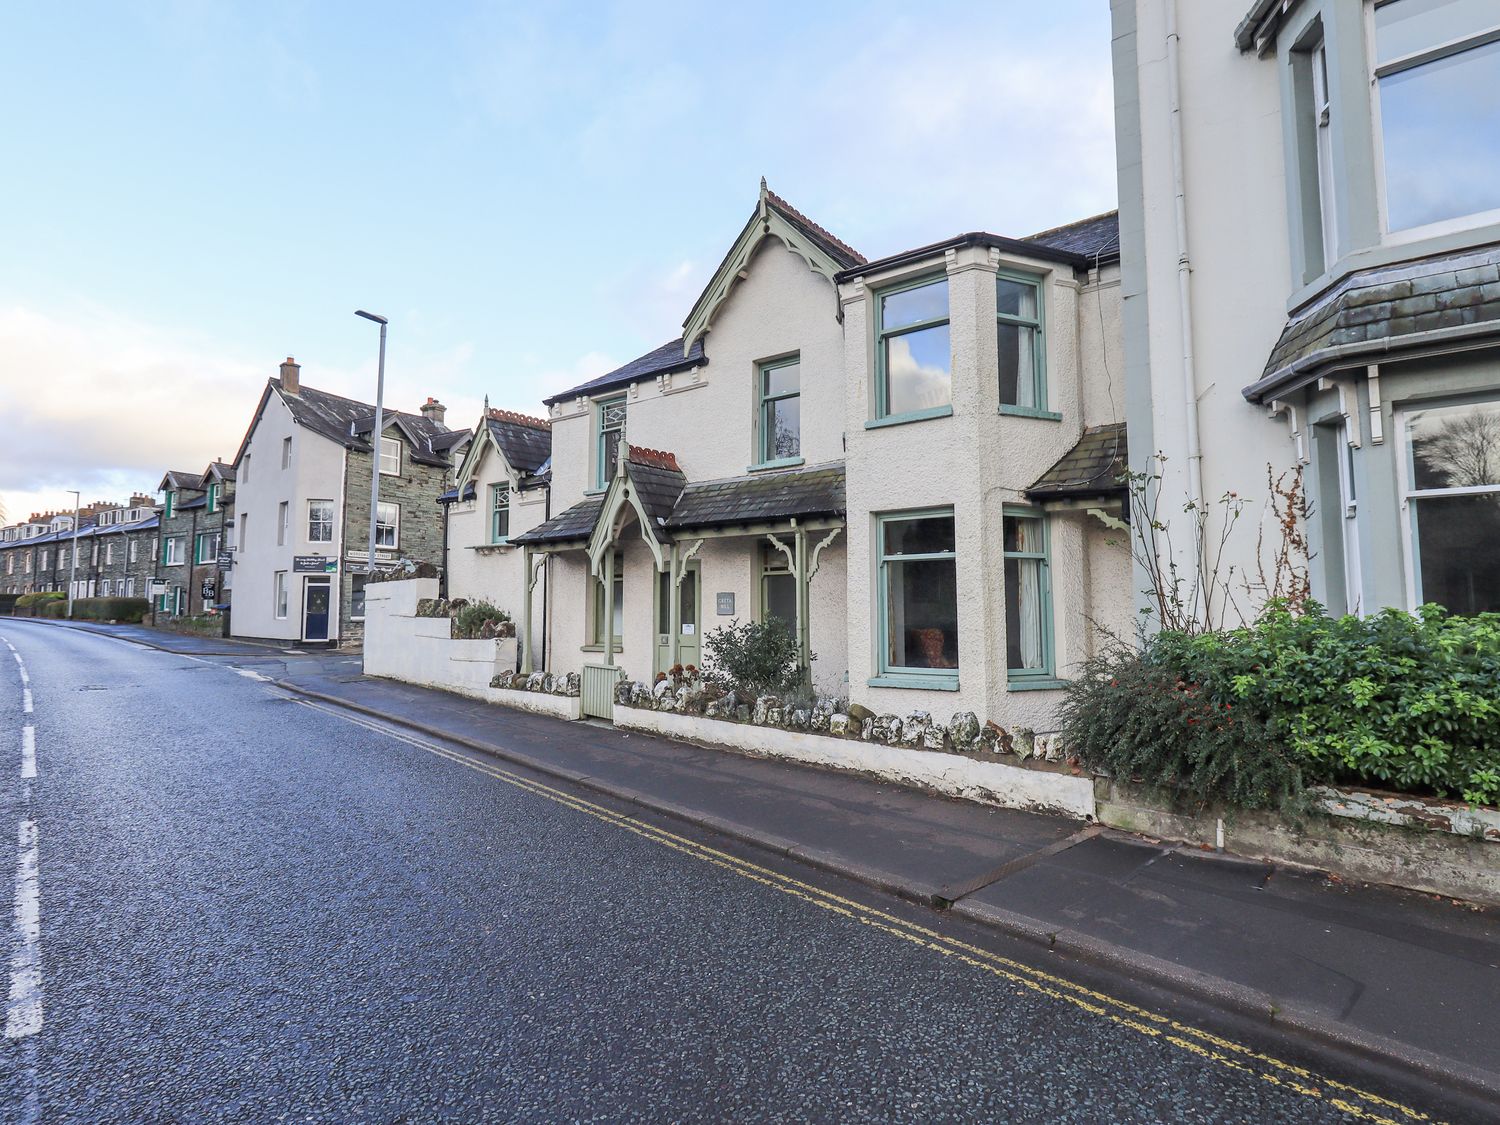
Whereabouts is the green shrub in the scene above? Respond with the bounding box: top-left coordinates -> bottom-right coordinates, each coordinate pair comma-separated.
1062,605 -> 1500,809
72,597 -> 150,623
702,618 -> 806,698
450,599 -> 510,640
36,599 -> 67,618
1059,639 -> 1304,812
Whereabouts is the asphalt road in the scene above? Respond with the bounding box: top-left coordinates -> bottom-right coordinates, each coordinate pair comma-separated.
0,622 -> 1466,1122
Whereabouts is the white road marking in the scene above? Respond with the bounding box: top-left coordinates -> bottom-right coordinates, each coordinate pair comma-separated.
233,668 -> 268,682
5,818 -> 43,1039
20,727 -> 35,780
22,688 -> 33,714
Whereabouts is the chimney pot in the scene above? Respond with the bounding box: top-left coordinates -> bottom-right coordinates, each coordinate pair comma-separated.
420,397 -> 447,427
280,356 -> 301,395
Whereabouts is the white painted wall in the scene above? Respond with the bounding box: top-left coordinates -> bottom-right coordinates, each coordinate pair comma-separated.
230,389 -> 349,642
840,245 -> 1130,730
446,434 -> 549,668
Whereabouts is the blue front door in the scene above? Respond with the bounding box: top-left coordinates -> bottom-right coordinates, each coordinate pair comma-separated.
303,578 -> 331,642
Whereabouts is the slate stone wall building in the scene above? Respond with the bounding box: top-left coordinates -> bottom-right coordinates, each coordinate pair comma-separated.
0,499 -> 159,601
227,358 -> 467,645
1112,0 -> 1500,619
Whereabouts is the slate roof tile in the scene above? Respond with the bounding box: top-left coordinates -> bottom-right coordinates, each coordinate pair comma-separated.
485,410 -> 552,476
544,338 -> 706,407
1247,244 -> 1500,401
667,461 -> 845,530
1025,424 -> 1128,500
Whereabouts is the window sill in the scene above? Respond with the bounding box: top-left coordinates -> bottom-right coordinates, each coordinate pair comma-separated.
585,488 -> 607,498
867,673 -> 959,692
1007,677 -> 1068,692
864,405 -> 953,430
747,457 -> 805,473
580,643 -> 624,653
999,405 -> 1062,421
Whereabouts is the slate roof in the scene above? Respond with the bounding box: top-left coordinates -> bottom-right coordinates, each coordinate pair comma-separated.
544,337 -> 707,407
159,470 -> 205,491
1244,245 -> 1500,403
667,461 -> 845,531
511,497 -> 605,546
275,380 -> 460,467
485,411 -> 552,476
624,449 -> 687,544
437,482 -> 477,504
206,461 -> 237,482
837,211 -> 1121,282
1024,211 -> 1121,262
1026,423 -> 1129,500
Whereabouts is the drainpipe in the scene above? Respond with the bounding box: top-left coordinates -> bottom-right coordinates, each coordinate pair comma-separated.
540,483 -> 551,673
440,495 -> 451,601
1166,0 -> 1204,508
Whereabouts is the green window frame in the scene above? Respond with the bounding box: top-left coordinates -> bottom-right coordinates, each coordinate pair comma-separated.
873,274 -> 952,423
589,552 -> 624,645
194,532 -> 217,564
756,355 -> 802,468
206,483 -> 218,513
757,543 -> 797,636
595,396 -> 626,491
996,272 -> 1049,415
490,483 -> 511,543
1002,506 -> 1055,684
163,490 -> 175,519
874,508 -> 959,688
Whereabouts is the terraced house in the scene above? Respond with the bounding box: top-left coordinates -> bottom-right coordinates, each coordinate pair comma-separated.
1112,0 -> 1500,618
0,499 -> 160,600
511,183 -> 1127,730
229,357 -> 468,645
156,464 -> 235,619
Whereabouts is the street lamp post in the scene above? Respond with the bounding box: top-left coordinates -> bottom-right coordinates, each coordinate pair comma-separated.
354,311 -> 388,581
66,489 -> 80,619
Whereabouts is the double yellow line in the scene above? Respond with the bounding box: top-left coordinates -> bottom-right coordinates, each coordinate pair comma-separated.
299,698 -> 1435,1125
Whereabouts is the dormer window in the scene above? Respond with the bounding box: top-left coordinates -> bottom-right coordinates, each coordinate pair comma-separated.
595,396 -> 626,490
207,483 -> 218,513
380,437 -> 401,476
163,490 -> 175,519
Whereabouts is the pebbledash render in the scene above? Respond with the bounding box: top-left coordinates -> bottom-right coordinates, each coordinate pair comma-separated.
503,182 -> 1129,735
227,357 -> 468,645
1111,0 -> 1500,620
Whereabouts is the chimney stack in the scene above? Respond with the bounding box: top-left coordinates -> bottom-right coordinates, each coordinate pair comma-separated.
280,356 -> 301,395
420,397 -> 447,427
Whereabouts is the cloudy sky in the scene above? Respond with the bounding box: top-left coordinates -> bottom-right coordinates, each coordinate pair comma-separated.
0,1 -> 1116,524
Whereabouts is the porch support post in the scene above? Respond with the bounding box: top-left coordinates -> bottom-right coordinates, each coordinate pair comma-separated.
602,544 -> 617,667
794,526 -> 811,683
668,542 -> 682,669
520,546 -> 535,674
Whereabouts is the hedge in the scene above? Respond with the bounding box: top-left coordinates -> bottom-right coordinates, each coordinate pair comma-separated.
71,597 -> 151,623
1061,605 -> 1500,810
13,592 -> 65,617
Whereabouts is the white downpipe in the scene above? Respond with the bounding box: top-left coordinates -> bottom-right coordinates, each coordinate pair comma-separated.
1166,0 -> 1204,508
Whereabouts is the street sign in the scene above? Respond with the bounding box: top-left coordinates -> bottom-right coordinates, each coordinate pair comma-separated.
293,555 -> 337,574
216,552 -> 234,568
148,578 -> 167,592
200,581 -> 215,600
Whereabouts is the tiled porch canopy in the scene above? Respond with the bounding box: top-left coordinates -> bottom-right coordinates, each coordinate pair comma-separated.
512,448 -> 845,676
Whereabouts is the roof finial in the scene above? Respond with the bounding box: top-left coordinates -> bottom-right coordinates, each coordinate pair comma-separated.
760,175 -> 767,195
484,394 -> 490,413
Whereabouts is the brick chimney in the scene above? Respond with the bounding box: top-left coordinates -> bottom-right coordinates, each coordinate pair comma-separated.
279,357 -> 301,395
420,397 -> 446,427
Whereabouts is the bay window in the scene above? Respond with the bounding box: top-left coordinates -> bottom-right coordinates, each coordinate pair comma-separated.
996,273 -> 1047,413
1003,509 -> 1055,683
875,276 -> 951,420
876,510 -> 958,684
1374,0 -> 1500,233
1401,395 -> 1500,613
